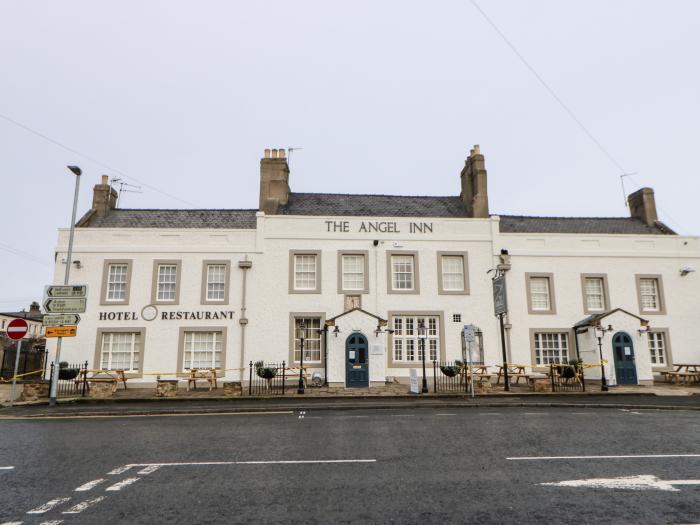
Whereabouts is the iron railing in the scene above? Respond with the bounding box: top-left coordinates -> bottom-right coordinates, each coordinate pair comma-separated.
0,341 -> 46,380
432,360 -> 470,394
48,361 -> 88,398
550,363 -> 585,392
248,361 -> 287,396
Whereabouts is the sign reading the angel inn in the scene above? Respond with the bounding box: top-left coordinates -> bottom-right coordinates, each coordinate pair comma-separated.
98,306 -> 235,322
324,220 -> 434,234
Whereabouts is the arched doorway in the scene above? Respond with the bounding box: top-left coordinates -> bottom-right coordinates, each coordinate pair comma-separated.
612,332 -> 638,385
346,333 -> 369,388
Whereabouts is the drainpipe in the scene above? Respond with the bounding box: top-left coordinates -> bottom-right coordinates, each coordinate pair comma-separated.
238,256 -> 253,380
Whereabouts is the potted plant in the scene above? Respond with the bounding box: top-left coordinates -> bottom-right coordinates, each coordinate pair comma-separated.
556,359 -> 582,380
440,365 -> 459,377
254,361 -> 278,390
58,361 -> 79,380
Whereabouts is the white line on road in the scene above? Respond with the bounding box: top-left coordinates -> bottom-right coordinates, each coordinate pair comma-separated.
74,479 -> 105,492
337,415 -> 369,418
0,410 -> 295,421
27,498 -> 70,515
508,454 -> 700,461
106,478 -> 140,491
137,465 -> 160,475
107,465 -> 134,475
0,466 -> 15,470
1,521 -> 24,524
39,521 -> 64,524
479,413 -> 502,416
541,475 -> 700,492
390,414 -> 415,417
436,413 -> 457,416
523,413 -> 550,416
62,497 -> 105,514
124,459 -> 377,468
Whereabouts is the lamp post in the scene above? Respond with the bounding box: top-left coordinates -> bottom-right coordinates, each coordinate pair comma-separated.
595,323 -> 613,392
317,325 -> 329,387
297,321 -> 306,394
418,319 -> 428,393
49,165 -> 82,406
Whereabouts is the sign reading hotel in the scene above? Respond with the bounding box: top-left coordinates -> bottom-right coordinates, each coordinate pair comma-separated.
325,220 -> 434,234
98,305 -> 235,322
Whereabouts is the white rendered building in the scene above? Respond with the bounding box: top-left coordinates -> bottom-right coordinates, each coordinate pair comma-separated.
46,147 -> 700,387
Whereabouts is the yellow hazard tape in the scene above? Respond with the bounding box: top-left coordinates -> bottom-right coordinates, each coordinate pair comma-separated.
0,369 -> 44,383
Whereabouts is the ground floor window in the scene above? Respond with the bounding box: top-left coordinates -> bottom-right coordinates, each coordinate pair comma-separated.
392,315 -> 439,363
183,331 -> 222,370
648,332 -> 666,366
294,317 -> 322,363
533,332 -> 569,365
101,332 -> 140,371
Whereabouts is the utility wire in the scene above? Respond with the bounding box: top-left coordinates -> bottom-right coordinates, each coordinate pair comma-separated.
470,0 -> 686,232
0,242 -> 50,267
0,111 -> 199,207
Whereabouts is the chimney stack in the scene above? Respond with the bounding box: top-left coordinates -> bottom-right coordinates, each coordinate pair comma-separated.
627,187 -> 658,226
259,148 -> 290,214
91,175 -> 118,218
460,144 -> 489,218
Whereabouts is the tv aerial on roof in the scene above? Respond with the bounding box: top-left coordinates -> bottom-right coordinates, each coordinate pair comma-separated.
109,176 -> 143,206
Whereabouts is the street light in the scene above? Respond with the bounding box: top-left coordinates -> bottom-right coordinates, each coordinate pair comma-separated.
49,165 -> 82,406
595,323 -> 614,392
317,325 -> 329,387
418,319 -> 428,393
297,321 -> 306,394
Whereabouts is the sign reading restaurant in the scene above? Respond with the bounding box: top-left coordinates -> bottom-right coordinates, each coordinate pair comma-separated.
325,220 -> 434,234
99,306 -> 235,322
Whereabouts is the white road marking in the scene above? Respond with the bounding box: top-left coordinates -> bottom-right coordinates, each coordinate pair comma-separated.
479,413 -> 502,416
541,475 -> 700,492
39,521 -> 64,524
62,496 -> 106,514
74,479 -> 105,491
1,521 -> 24,524
137,465 -> 160,475
338,415 -> 369,418
390,414 -> 415,417
508,453 -> 700,461
124,459 -> 377,468
0,411 -> 295,421
523,412 -> 549,416
27,498 -> 70,514
436,413 -> 456,416
106,477 -> 140,491
0,466 -> 15,470
107,465 -> 134,475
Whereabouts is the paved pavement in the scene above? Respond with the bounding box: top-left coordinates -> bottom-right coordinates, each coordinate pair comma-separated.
1,406 -> 699,524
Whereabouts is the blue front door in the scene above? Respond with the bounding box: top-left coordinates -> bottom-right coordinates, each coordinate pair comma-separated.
612,332 -> 638,385
346,333 -> 369,388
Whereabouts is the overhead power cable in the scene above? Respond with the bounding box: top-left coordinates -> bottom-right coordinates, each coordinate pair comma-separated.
0,242 -> 50,267
0,111 -> 199,207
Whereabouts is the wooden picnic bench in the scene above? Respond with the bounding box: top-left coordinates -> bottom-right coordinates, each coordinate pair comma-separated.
187,368 -> 219,391
495,365 -> 530,385
660,364 -> 700,385
458,365 -> 493,385
284,367 -> 309,387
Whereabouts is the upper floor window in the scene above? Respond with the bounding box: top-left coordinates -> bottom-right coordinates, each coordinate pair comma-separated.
388,252 -> 419,294
639,278 -> 660,311
342,255 -> 364,291
438,252 -> 469,294
527,274 -> 556,314
101,260 -> 132,305
289,251 -> 322,294
582,275 -> 608,313
152,260 -> 181,304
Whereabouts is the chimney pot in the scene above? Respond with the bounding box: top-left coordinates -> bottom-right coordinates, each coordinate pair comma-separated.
279,148 -> 286,158
473,144 -> 480,155
264,148 -> 271,158
271,149 -> 278,158
101,175 -> 109,184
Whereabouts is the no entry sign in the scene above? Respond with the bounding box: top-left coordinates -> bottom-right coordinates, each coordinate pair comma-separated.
6,318 -> 29,340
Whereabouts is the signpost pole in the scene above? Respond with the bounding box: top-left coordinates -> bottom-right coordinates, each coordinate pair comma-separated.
9,339 -> 22,407
49,166 -> 81,406
492,272 -> 510,392
499,312 -> 509,392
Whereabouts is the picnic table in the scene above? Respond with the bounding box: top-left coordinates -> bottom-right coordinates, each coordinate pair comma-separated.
458,365 -> 492,385
187,368 -> 219,391
660,364 -> 700,385
75,369 -> 128,393
495,365 -> 530,385
284,366 -> 309,387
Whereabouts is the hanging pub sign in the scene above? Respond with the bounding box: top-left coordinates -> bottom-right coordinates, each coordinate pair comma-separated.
492,275 -> 508,316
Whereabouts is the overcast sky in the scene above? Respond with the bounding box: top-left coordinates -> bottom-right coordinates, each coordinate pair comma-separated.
1,0 -> 698,311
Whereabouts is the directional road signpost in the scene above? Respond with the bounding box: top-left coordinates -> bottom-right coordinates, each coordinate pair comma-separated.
42,314 -> 81,326
43,297 -> 87,314
44,285 -> 88,298
45,326 -> 78,338
6,318 -> 28,407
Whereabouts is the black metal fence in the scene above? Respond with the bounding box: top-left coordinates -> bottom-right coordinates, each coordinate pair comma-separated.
48,361 -> 88,398
0,341 -> 46,380
248,361 -> 287,396
550,363 -> 585,392
433,360 -> 469,394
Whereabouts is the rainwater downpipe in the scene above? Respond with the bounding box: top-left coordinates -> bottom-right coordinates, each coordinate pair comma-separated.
238,256 -> 252,380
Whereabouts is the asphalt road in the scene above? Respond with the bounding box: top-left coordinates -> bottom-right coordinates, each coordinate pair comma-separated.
1,407 -> 699,524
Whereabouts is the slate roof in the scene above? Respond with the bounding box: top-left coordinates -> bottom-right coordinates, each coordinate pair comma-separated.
78,209 -> 258,229
281,193 -> 470,218
75,193 -> 676,235
498,215 -> 675,235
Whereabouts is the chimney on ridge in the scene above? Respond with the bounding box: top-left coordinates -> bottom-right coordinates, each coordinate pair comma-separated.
627,187 -> 658,226
259,148 -> 290,214
460,145 -> 489,218
91,175 -> 118,218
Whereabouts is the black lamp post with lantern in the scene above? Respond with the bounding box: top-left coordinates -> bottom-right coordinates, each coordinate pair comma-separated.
418,319 -> 428,393
595,323 -> 613,392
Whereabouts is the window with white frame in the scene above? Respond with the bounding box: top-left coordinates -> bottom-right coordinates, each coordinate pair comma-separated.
293,317 -> 322,363
533,332 -> 569,365
342,254 -> 365,291
441,255 -> 465,291
206,264 -> 226,301
639,278 -> 660,311
392,315 -> 439,363
648,332 -> 667,366
294,255 -> 318,291
157,264 -> 178,301
101,332 -> 140,371
183,331 -> 222,369
584,277 -> 605,311
106,263 -> 129,302
391,255 -> 415,291
529,276 -> 551,311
